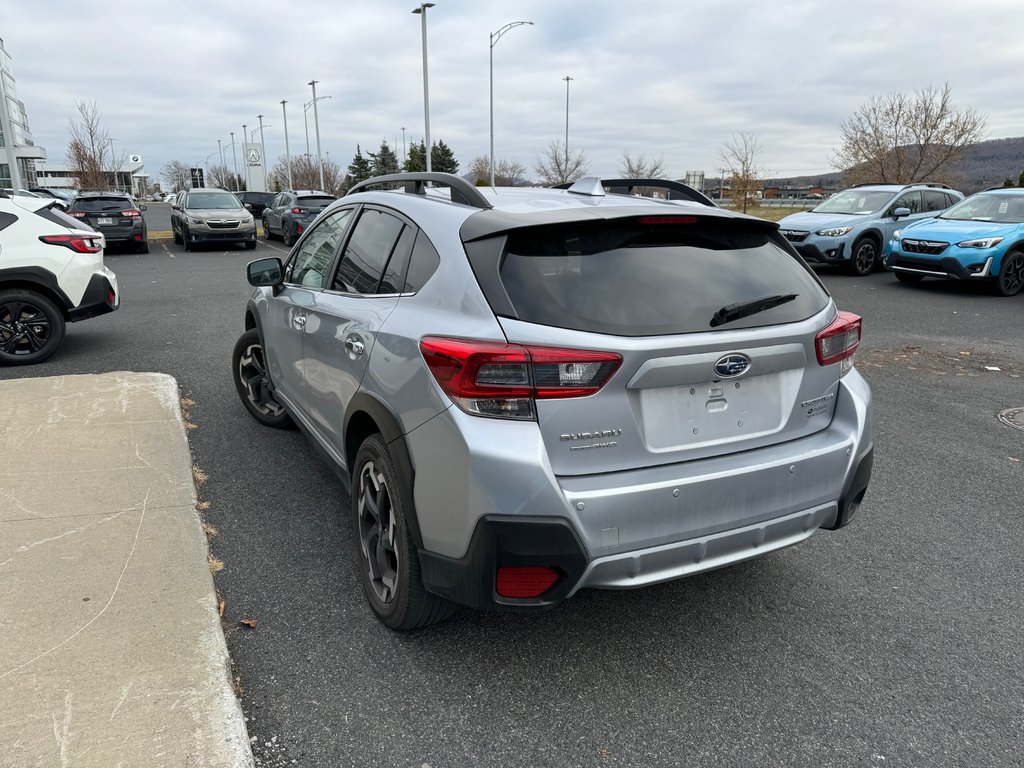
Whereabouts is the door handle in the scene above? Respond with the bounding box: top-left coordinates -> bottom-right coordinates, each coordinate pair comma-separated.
345,336 -> 365,356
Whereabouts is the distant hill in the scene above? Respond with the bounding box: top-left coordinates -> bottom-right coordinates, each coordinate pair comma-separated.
766,137 -> 1024,193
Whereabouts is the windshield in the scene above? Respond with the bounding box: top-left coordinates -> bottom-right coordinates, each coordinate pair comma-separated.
499,219 -> 828,336
812,190 -> 893,215
939,194 -> 1024,224
187,192 -> 242,209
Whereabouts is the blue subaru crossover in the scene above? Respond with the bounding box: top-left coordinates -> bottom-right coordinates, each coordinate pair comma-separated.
885,188 -> 1024,296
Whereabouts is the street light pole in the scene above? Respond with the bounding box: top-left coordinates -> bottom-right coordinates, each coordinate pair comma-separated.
309,80 -> 325,190
412,3 -> 435,173
563,75 -> 573,174
281,100 -> 293,189
218,139 -> 224,179
401,126 -> 407,165
489,21 -> 533,186
242,123 -> 249,191
230,132 -> 238,191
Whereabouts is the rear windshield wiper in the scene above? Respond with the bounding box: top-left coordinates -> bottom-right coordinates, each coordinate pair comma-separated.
709,293 -> 798,328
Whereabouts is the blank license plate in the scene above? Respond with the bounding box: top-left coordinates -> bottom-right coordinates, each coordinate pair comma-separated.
98,217 -> 114,225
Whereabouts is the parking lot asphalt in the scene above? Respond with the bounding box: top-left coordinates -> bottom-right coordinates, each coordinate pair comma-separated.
1,240 -> 1022,768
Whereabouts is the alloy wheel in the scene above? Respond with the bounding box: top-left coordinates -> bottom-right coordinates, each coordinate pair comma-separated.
0,300 -> 52,357
357,461 -> 400,604
999,254 -> 1024,295
854,241 -> 876,275
237,342 -> 284,416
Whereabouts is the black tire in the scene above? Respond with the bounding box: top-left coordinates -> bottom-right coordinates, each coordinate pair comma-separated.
0,288 -> 67,366
136,241 -> 150,254
231,329 -> 292,428
173,225 -> 182,245
282,224 -> 295,247
263,217 -> 275,240
183,225 -> 192,251
993,252 -> 1024,297
244,240 -> 257,250
847,237 -> 878,276
895,271 -> 924,284
352,433 -> 456,631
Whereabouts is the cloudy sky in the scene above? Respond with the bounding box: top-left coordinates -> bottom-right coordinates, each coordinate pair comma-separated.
4,0 -> 1023,185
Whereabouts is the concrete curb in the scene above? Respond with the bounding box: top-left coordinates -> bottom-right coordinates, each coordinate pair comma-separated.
0,372 -> 253,767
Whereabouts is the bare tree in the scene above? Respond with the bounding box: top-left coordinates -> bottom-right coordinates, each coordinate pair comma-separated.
160,160 -> 191,193
720,132 -> 763,213
534,141 -> 590,185
206,164 -> 244,191
66,100 -> 120,190
617,152 -> 667,179
268,154 -> 344,195
468,155 -> 529,186
834,83 -> 987,186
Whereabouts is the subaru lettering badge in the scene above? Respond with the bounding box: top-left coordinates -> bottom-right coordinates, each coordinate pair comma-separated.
714,353 -> 751,378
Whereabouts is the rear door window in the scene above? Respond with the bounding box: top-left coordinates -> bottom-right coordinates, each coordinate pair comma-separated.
332,208 -> 405,294
498,218 -> 829,336
924,190 -> 951,212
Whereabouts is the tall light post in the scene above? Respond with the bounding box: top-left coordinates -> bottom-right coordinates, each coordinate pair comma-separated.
257,114 -> 267,169
412,3 -> 435,173
563,75 -> 573,173
489,20 -> 533,186
218,138 -> 224,176
281,100 -> 293,189
302,96 -> 331,158
308,80 -> 325,190
401,126 -> 407,165
242,123 -> 249,191
229,131 -> 238,191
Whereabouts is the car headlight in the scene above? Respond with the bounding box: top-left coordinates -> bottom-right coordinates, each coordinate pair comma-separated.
816,226 -> 854,237
186,216 -> 203,225
243,215 -> 254,224
956,237 -> 1003,249
891,230 -> 902,242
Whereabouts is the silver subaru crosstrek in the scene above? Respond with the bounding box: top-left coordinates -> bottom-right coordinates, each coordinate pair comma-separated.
232,173 -> 873,630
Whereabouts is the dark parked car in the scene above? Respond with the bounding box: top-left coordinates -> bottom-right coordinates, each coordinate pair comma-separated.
68,191 -> 149,253
262,190 -> 336,246
234,191 -> 275,217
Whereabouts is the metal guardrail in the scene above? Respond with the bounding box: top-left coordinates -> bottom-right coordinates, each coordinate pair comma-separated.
715,199 -> 819,209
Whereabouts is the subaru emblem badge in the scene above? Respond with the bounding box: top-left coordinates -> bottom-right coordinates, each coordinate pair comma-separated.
714,353 -> 751,378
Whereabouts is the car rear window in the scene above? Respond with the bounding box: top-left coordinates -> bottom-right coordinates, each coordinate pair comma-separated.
298,196 -> 335,207
34,206 -> 89,230
498,218 -> 829,336
72,197 -> 134,212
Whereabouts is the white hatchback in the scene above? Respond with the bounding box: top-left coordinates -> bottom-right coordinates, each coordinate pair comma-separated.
0,190 -> 119,365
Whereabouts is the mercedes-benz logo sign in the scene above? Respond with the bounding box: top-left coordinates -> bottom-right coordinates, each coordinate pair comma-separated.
714,353 -> 751,378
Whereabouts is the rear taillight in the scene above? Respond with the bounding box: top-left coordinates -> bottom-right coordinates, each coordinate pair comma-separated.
68,210 -> 87,218
496,566 -> 560,598
39,234 -> 103,254
120,209 -> 141,218
290,207 -> 307,215
816,311 -> 861,374
638,215 -> 698,225
420,337 -> 622,420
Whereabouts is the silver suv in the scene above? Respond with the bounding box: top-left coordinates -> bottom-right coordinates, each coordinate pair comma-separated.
232,173 -> 873,630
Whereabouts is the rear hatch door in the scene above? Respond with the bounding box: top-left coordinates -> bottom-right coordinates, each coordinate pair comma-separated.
71,196 -> 136,235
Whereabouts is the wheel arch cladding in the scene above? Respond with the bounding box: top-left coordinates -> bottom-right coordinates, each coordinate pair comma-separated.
0,268 -> 72,318
344,392 -> 424,550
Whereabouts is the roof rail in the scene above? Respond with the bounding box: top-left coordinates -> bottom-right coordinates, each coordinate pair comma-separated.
850,181 -> 952,190
346,172 -> 492,210
552,177 -> 716,207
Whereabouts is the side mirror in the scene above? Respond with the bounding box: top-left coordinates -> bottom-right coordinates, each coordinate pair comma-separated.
892,207 -> 911,219
244,202 -> 252,209
247,257 -> 283,288
140,204 -> 147,211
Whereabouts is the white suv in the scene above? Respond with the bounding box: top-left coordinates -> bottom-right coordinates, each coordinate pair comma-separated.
0,190 -> 119,365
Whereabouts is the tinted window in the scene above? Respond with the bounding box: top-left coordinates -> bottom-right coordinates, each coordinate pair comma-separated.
297,195 -> 336,208
923,191 -> 950,212
72,197 -> 134,212
333,209 -> 405,294
33,206 -> 86,230
891,191 -> 922,213
0,212 -> 16,232
285,208 -> 354,288
379,226 -> 415,294
499,219 -> 828,337
404,232 -> 441,292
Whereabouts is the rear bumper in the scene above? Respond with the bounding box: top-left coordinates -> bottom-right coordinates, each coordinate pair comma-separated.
67,270 -> 119,322
409,369 -> 873,609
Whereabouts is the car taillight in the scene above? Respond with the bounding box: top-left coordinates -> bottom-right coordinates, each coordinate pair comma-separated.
39,234 -> 103,254
120,209 -> 141,218
68,210 -> 87,218
816,311 -> 861,374
496,566 -> 560,598
638,215 -> 698,225
290,207 -> 307,214
420,337 -> 621,420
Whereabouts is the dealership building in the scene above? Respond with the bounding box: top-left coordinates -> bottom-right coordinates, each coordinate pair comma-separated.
0,36 -> 46,188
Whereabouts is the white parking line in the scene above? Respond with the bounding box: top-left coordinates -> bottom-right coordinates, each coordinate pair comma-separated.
260,241 -> 290,255
161,242 -> 174,258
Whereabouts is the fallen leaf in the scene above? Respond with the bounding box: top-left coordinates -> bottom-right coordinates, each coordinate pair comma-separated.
1010,457 -> 1021,463
239,619 -> 258,628
219,600 -> 225,617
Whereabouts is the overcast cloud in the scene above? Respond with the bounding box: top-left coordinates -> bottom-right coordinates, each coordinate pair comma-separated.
4,0 -> 1023,184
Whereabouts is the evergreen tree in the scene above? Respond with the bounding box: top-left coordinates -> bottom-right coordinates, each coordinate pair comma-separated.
347,145 -> 373,186
431,139 -> 459,174
404,141 -> 427,172
1019,169 -> 1024,187
369,140 -> 400,176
